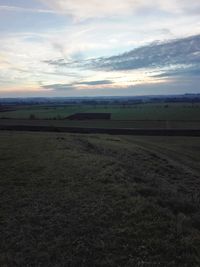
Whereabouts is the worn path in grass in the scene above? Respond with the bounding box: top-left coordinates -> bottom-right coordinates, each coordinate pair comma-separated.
125,136 -> 200,176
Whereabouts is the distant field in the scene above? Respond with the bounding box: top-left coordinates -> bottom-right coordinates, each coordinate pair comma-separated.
1,102 -> 200,120
0,118 -> 200,130
0,132 -> 200,266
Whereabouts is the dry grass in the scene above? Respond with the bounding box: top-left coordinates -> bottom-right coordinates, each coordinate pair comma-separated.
0,132 -> 200,266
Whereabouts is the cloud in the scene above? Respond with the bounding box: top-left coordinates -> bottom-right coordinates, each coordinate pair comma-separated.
3,1 -> 197,20
40,0 -> 140,19
0,5 -> 57,14
77,80 -> 113,85
42,83 -> 75,91
43,35 -> 200,79
40,0 -> 200,20
42,79 -> 113,91
90,35 -> 200,71
153,65 -> 200,78
41,34 -> 200,95
43,59 -> 68,67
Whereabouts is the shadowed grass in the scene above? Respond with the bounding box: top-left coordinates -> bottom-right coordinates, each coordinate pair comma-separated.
0,132 -> 200,266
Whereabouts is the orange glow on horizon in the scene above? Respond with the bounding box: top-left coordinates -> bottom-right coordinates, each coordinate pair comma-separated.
0,85 -> 52,93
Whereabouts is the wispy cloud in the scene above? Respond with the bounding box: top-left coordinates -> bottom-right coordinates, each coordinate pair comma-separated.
40,0 -> 200,20
44,35 -> 200,78
90,35 -> 200,72
40,34 -> 200,95
77,80 -> 113,86
153,65 -> 200,78
0,5 -> 57,14
42,79 -> 113,91
0,0 -> 200,20
42,83 -> 75,91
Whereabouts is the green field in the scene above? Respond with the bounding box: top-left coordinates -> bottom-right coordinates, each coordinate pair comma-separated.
0,118 -> 200,129
0,132 -> 200,266
1,103 -> 200,120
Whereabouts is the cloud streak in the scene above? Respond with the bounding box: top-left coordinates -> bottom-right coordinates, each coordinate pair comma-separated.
43,83 -> 75,91
40,0 -> 200,20
42,79 -> 113,91
77,80 -> 113,86
91,35 -> 200,72
0,5 -> 57,14
44,35 -> 200,79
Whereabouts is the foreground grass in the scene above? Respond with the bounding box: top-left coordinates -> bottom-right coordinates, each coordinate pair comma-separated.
0,132 -> 200,266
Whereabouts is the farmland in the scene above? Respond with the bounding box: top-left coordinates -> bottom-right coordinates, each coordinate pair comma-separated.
0,102 -> 200,131
0,118 -> 200,130
1,102 -> 200,121
0,131 -> 200,266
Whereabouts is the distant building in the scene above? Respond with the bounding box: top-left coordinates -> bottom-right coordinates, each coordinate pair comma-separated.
67,113 -> 111,120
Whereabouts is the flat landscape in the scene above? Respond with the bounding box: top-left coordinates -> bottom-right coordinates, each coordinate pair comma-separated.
1,102 -> 200,121
0,118 -> 200,130
0,102 -> 200,131
0,131 -> 200,266
1,0 -> 200,265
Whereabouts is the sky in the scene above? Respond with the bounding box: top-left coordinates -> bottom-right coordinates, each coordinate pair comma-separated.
0,0 -> 199,97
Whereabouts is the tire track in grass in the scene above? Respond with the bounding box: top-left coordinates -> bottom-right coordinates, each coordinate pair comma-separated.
124,137 -> 200,177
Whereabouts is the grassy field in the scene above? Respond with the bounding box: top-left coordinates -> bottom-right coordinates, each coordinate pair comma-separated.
0,132 -> 200,266
1,103 -> 200,120
0,118 -> 200,130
